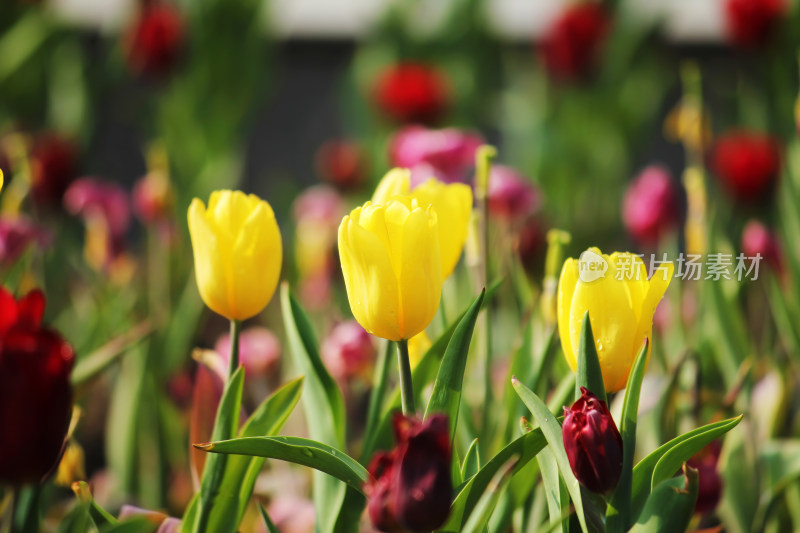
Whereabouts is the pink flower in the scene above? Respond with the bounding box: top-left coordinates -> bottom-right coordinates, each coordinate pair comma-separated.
214,327 -> 281,378
622,165 -> 681,245
321,320 -> 375,382
133,171 -> 173,224
267,496 -> 316,533
741,220 -> 782,273
293,186 -> 345,228
389,126 -> 483,185
64,178 -> 131,240
486,165 -> 541,225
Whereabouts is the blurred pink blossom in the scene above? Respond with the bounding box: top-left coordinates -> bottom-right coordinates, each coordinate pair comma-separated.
267,496 -> 316,533
389,126 -> 483,185
741,220 -> 783,274
292,185 -> 345,228
215,327 -> 281,379
0,217 -> 51,265
64,178 -> 131,240
321,320 -> 376,382
486,165 -> 541,225
622,166 -> 680,245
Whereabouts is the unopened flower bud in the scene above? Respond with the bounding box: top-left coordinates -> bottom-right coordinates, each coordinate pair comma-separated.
562,387 -> 623,494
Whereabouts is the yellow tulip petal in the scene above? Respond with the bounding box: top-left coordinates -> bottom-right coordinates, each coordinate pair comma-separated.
372,168 -> 411,204
557,258 -> 579,369
188,199 -> 231,318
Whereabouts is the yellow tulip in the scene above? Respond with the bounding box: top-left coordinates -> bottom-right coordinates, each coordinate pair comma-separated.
372,168 -> 472,278
408,330 -> 432,369
338,196 -> 442,341
557,248 -> 673,393
188,190 -> 282,321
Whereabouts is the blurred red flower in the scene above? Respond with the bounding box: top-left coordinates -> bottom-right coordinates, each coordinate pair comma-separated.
687,441 -> 723,515
125,2 -> 184,77
373,63 -> 449,124
0,288 -> 74,485
365,414 -> 452,532
30,133 -> 78,208
711,131 -> 781,202
540,3 -> 610,81
724,0 -> 786,48
622,165 -> 681,245
315,139 -> 368,190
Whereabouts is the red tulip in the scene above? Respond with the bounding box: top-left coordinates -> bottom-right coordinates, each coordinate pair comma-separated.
365,414 -> 452,532
373,63 -> 449,124
0,288 -> 74,485
622,165 -> 681,245
125,2 -> 184,77
687,441 -> 723,515
724,0 -> 786,48
315,139 -> 368,190
540,3 -> 610,81
562,387 -> 622,494
711,131 -> 781,202
29,133 -> 77,208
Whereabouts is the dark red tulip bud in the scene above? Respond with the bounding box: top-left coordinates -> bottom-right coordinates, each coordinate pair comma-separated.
724,0 -> 786,48
365,413 -> 452,533
373,63 -> 449,125
315,139 -> 368,190
540,3 -> 610,81
686,441 -> 723,515
124,2 -> 184,77
711,131 -> 781,202
29,133 -> 78,208
562,387 -> 623,494
0,287 -> 74,485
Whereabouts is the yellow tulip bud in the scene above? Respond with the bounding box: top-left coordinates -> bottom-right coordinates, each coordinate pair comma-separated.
557,248 -> 673,393
338,196 -> 442,341
408,330 -> 432,369
372,169 -> 473,278
188,190 -> 282,320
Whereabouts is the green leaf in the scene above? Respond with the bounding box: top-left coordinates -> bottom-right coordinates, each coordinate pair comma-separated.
196,436 -> 368,492
425,289 -> 485,435
629,466 -> 698,533
537,448 -> 569,533
575,311 -> 606,404
258,503 -> 281,533
187,366 -> 245,533
606,339 -> 649,532
72,322 -> 152,387
512,378 -> 588,533
461,438 -> 481,483
442,428 -> 546,531
72,481 -> 118,529
281,284 -> 348,532
99,519 -> 156,533
56,503 -> 90,533
206,377 -> 305,532
461,457 -> 518,533
630,415 -> 743,522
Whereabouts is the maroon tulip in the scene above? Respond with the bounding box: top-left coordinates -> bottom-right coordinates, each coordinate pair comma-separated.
741,220 -> 782,273
124,2 -> 184,77
622,165 -> 681,245
724,0 -> 786,48
365,414 -> 452,532
29,133 -> 77,207
373,63 -> 449,125
540,3 -> 610,81
687,441 -> 723,515
711,131 -> 781,202
0,288 -> 74,485
562,387 -> 623,494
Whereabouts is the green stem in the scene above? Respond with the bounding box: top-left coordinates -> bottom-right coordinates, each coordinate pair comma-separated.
396,339 -> 415,415
194,319 -> 241,533
362,340 -> 393,459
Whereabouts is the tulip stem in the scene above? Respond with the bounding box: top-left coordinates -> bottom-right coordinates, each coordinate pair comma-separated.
397,339 -> 415,415
228,319 -> 241,380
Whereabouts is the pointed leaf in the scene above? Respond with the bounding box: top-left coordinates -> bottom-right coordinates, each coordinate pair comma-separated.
512,378 -> 588,533
461,457 -> 518,533
196,436 -> 368,492
258,503 -> 281,533
461,438 -> 481,483
575,312 -> 606,404
629,465 -> 698,533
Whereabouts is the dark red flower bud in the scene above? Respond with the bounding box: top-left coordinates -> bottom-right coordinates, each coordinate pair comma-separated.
622,165 -> 681,245
0,287 -> 74,485
724,0 -> 786,48
562,387 -> 623,494
711,131 -> 781,202
365,414 -> 453,533
373,63 -> 449,125
540,3 -> 610,81
315,139 -> 368,190
0,216 -> 51,267
686,441 -> 723,515
124,2 -> 184,77
741,220 -> 782,273
29,133 -> 78,208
